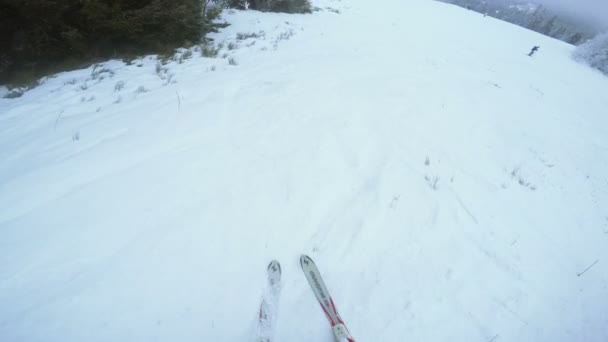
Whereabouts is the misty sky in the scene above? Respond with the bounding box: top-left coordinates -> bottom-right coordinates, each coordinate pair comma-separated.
535,0 -> 608,26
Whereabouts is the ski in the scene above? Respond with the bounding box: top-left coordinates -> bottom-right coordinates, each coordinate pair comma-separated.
258,260 -> 281,342
300,255 -> 356,342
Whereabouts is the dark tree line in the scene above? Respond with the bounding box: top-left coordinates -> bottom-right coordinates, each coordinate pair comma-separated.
439,0 -> 600,45
573,33 -> 608,76
0,0 -> 221,85
0,0 -> 313,86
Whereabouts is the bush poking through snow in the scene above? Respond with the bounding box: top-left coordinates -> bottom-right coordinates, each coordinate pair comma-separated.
135,86 -> 149,94
236,32 -> 264,40
226,0 -> 312,13
227,42 -> 238,50
573,33 -> 608,76
114,81 -> 125,92
425,175 -> 440,190
201,42 -> 220,58
3,88 -> 25,99
155,61 -> 165,76
154,61 -> 174,85
510,166 -> 537,191
178,50 -> 194,63
90,65 -> 115,82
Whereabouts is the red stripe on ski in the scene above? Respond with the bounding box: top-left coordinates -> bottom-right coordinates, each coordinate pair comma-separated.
330,296 -> 355,342
330,297 -> 343,323
300,255 -> 356,342
319,302 -> 337,326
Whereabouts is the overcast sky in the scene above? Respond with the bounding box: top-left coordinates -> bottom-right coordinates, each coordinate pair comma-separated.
535,0 -> 608,26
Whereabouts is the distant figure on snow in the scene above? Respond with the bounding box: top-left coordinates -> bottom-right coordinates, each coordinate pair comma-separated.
528,46 -> 540,57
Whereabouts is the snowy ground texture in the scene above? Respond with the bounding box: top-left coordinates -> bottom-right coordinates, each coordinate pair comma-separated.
1,0 -> 608,341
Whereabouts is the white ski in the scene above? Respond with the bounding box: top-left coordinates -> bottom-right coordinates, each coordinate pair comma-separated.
300,255 -> 356,342
258,260 -> 281,342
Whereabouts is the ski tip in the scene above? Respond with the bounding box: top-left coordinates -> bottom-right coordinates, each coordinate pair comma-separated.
267,260 -> 281,286
268,260 -> 281,274
300,254 -> 314,268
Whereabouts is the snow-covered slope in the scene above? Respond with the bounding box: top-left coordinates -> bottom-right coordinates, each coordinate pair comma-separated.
1,0 -> 608,341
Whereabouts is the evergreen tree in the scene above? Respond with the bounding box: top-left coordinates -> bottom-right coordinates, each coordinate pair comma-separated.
0,0 -> 219,85
573,32 -> 608,75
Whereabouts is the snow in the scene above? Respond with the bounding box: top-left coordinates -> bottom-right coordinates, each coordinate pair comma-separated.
1,0 -> 608,341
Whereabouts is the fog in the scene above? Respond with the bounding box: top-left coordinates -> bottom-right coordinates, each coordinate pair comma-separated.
535,0 -> 608,27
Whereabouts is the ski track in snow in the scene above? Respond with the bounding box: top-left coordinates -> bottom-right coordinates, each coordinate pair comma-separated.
1,0 -> 608,341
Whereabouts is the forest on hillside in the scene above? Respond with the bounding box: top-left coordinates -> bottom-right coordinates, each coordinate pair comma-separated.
438,0 -> 602,45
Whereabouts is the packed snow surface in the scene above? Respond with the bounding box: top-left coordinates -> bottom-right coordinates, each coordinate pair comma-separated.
1,0 -> 608,341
